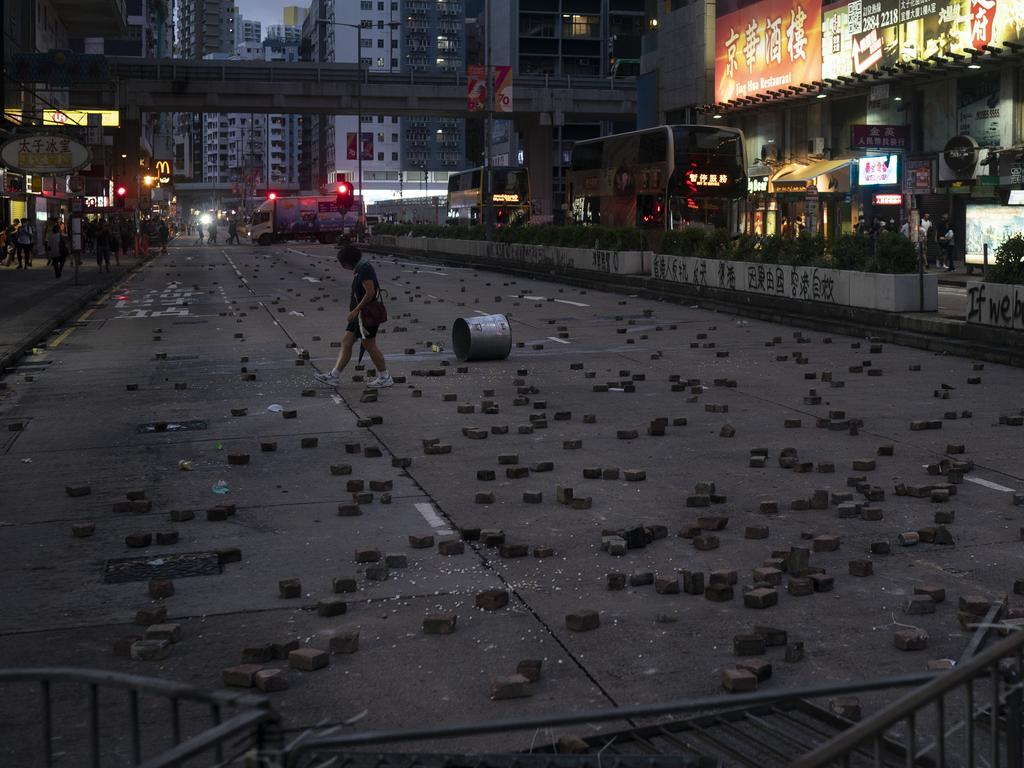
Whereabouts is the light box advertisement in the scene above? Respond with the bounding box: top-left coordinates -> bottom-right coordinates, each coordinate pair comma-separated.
858,154 -> 899,185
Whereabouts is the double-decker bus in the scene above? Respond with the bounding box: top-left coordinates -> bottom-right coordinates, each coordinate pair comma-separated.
566,125 -> 746,234
446,166 -> 530,226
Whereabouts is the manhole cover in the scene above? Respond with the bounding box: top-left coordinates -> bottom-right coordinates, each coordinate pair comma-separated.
137,420 -> 208,434
104,551 -> 222,583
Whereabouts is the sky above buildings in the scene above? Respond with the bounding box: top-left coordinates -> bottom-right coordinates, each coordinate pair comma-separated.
238,0 -> 290,31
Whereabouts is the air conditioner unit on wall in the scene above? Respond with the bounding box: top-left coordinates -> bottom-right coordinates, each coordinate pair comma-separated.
807,137 -> 825,156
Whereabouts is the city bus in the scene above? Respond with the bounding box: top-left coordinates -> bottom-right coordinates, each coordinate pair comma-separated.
446,166 -> 530,226
566,125 -> 746,234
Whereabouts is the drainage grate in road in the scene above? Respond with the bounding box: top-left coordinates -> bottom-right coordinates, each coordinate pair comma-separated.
137,420 -> 208,434
103,551 -> 222,583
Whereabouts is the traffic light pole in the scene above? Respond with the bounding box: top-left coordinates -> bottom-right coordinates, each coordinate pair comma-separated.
483,4 -> 493,242
357,24 -> 363,222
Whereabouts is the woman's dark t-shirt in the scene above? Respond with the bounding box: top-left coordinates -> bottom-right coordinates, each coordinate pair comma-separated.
350,261 -> 378,311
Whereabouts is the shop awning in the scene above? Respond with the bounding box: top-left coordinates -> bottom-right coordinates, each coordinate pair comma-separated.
774,158 -> 852,183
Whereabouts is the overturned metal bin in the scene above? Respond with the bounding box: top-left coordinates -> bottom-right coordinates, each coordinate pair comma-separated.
452,313 -> 512,362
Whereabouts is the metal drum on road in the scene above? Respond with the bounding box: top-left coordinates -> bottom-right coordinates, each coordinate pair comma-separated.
452,314 -> 512,362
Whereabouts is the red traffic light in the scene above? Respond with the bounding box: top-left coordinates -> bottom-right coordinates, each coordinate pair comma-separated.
115,185 -> 127,197
336,181 -> 353,212
267,191 -> 278,201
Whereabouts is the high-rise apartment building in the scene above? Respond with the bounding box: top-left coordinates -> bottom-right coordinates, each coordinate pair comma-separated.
175,0 -> 234,59
282,6 -> 307,26
485,1 -> 646,218
200,41 -> 303,196
174,0 -> 236,183
266,25 -> 302,44
301,0 -> 466,203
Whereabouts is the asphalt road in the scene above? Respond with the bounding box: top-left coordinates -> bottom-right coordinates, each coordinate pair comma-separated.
1,238 -> 1022,761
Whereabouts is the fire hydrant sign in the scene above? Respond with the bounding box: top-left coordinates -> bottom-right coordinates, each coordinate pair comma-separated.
1,133 -> 90,175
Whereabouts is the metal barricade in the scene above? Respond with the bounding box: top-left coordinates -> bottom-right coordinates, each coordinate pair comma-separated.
0,667 -> 277,768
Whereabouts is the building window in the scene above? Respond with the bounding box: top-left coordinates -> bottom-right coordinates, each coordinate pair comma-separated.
391,57 -> 398,67
378,116 -> 384,123
377,132 -> 385,142
360,38 -> 372,47
360,1 -> 371,8
377,57 -> 384,66
391,133 -> 398,142
378,152 -> 384,160
392,152 -> 399,161
563,14 -> 599,38
377,39 -> 384,48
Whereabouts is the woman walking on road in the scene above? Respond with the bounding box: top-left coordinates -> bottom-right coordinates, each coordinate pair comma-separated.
315,244 -> 393,389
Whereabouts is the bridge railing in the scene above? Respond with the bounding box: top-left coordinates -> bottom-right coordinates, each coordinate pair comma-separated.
106,57 -> 636,92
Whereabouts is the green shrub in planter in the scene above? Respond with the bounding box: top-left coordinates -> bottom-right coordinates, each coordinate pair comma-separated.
660,228 -> 706,256
732,233 -> 761,262
988,234 -> 1024,285
870,232 -> 918,274
759,235 -> 797,265
789,233 -> 825,267
698,228 -> 733,261
830,234 -> 870,271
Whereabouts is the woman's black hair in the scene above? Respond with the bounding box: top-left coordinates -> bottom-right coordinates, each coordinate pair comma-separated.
338,244 -> 361,268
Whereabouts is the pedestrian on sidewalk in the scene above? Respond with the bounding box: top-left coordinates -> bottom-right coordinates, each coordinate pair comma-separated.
14,218 -> 35,268
47,222 -> 68,278
315,244 -> 393,390
95,218 -> 112,272
227,218 -> 238,244
158,218 -> 169,255
940,222 -> 956,272
119,218 -> 134,259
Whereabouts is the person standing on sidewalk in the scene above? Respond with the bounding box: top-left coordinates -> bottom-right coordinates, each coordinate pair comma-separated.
14,218 -> 35,268
158,218 -> 169,255
95,218 -> 112,272
920,213 -> 934,267
314,244 -> 393,389
940,221 -> 957,272
47,222 -> 68,278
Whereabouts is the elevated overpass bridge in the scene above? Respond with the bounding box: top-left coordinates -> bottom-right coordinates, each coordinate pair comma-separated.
55,57 -> 636,218
103,57 -> 637,120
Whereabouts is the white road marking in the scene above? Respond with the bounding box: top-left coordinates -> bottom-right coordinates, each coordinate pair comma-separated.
473,310 -> 490,315
546,336 -> 570,344
301,276 -> 321,283
402,269 -> 449,276
554,299 -> 590,307
331,395 -> 343,406
287,248 -> 313,257
512,295 -> 545,301
966,476 -> 1016,493
415,502 -> 453,535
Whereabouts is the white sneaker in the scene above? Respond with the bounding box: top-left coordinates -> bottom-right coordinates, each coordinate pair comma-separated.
367,373 -> 394,389
314,370 -> 339,386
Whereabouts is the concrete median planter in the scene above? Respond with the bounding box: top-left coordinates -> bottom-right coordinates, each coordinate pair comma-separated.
650,253 -> 937,313
965,281 -> 1024,329
385,235 -> 649,276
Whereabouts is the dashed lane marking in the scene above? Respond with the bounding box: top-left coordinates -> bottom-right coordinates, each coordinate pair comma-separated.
546,336 -> 571,344
554,299 -> 590,307
966,476 -> 1015,493
415,502 -> 453,536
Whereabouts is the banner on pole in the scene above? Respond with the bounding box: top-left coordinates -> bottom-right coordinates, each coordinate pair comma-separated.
494,65 -> 512,113
467,64 -> 486,112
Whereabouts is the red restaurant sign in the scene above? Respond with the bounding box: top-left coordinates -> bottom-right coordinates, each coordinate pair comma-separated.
714,0 -> 822,103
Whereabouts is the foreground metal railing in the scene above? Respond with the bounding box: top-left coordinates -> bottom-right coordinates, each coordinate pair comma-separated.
279,626 -> 1024,767
280,674 -> 936,767
793,627 -> 1024,768
0,668 -> 277,768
